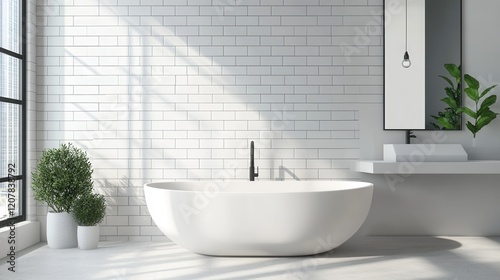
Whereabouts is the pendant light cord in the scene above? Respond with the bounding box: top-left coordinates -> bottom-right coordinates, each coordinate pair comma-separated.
402,0 -> 410,68
405,0 -> 408,51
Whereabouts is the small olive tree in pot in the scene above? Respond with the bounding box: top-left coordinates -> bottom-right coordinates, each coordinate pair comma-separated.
32,143 -> 94,249
73,192 -> 106,250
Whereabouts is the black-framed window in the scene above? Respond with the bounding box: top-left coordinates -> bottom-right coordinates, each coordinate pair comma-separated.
0,0 -> 26,228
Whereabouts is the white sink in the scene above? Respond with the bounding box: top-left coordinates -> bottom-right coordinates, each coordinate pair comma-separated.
383,144 -> 468,162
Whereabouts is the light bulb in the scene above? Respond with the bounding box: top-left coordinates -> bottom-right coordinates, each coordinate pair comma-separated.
402,51 -> 411,68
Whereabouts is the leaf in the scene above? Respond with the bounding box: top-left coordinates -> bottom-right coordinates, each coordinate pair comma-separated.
437,117 -> 455,129
457,107 -> 477,119
445,64 -> 461,80
476,113 -> 498,131
480,95 -> 497,111
429,122 -> 441,129
481,109 -> 498,120
477,106 -> 493,118
440,97 -> 456,109
480,85 -> 498,98
481,110 -> 498,118
439,75 -> 455,88
465,87 -> 479,102
466,121 -> 477,135
464,74 -> 480,90
445,87 -> 456,100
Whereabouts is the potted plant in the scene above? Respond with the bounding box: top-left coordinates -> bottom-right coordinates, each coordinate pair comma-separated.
31,143 -> 94,249
73,192 -> 106,250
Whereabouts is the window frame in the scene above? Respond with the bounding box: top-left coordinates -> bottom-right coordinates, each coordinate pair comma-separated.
0,0 -> 27,228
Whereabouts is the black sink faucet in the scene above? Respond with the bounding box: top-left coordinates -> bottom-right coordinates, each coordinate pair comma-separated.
406,130 -> 416,144
249,141 -> 259,181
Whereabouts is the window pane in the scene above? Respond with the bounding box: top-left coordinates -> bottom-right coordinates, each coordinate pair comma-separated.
0,180 -> 21,222
0,0 -> 20,54
0,53 -> 21,100
0,103 -> 21,178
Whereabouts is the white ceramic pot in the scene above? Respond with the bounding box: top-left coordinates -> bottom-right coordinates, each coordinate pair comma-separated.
47,212 -> 78,249
77,225 -> 100,250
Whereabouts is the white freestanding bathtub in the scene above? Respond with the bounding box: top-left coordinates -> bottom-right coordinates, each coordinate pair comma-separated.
144,180 -> 373,256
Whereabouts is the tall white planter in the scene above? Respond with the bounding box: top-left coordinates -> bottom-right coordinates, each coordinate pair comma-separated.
47,212 -> 78,249
77,225 -> 100,250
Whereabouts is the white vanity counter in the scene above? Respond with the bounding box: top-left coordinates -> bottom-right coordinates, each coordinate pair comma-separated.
353,160 -> 500,174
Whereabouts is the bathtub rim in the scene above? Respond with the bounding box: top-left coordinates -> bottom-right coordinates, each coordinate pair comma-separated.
144,180 -> 373,194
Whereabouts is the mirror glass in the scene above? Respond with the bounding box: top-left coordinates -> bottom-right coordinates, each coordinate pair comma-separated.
384,0 -> 462,130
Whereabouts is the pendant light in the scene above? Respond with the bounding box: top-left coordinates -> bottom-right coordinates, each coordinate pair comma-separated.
402,0 -> 411,68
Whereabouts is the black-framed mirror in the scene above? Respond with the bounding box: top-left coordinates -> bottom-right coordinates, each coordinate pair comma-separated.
384,0 -> 462,130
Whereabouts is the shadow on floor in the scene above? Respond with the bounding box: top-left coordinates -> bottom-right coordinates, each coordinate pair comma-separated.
321,236 -> 462,258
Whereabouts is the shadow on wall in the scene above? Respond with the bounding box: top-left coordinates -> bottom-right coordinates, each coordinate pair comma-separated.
47,5 -> 361,182
94,177 -> 140,216
278,166 -> 301,181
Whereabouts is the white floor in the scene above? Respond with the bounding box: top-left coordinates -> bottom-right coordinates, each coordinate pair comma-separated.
1,236 -> 500,279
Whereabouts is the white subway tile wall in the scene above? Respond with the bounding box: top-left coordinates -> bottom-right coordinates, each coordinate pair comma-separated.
27,0 -> 38,222
35,0 -> 383,240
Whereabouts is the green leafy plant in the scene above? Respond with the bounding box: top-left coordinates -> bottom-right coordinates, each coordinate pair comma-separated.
32,143 -> 94,213
430,64 -> 462,130
73,192 -> 106,226
458,75 -> 498,138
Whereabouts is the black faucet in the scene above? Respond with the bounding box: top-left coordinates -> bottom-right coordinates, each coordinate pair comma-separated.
249,141 -> 259,181
406,130 -> 416,144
